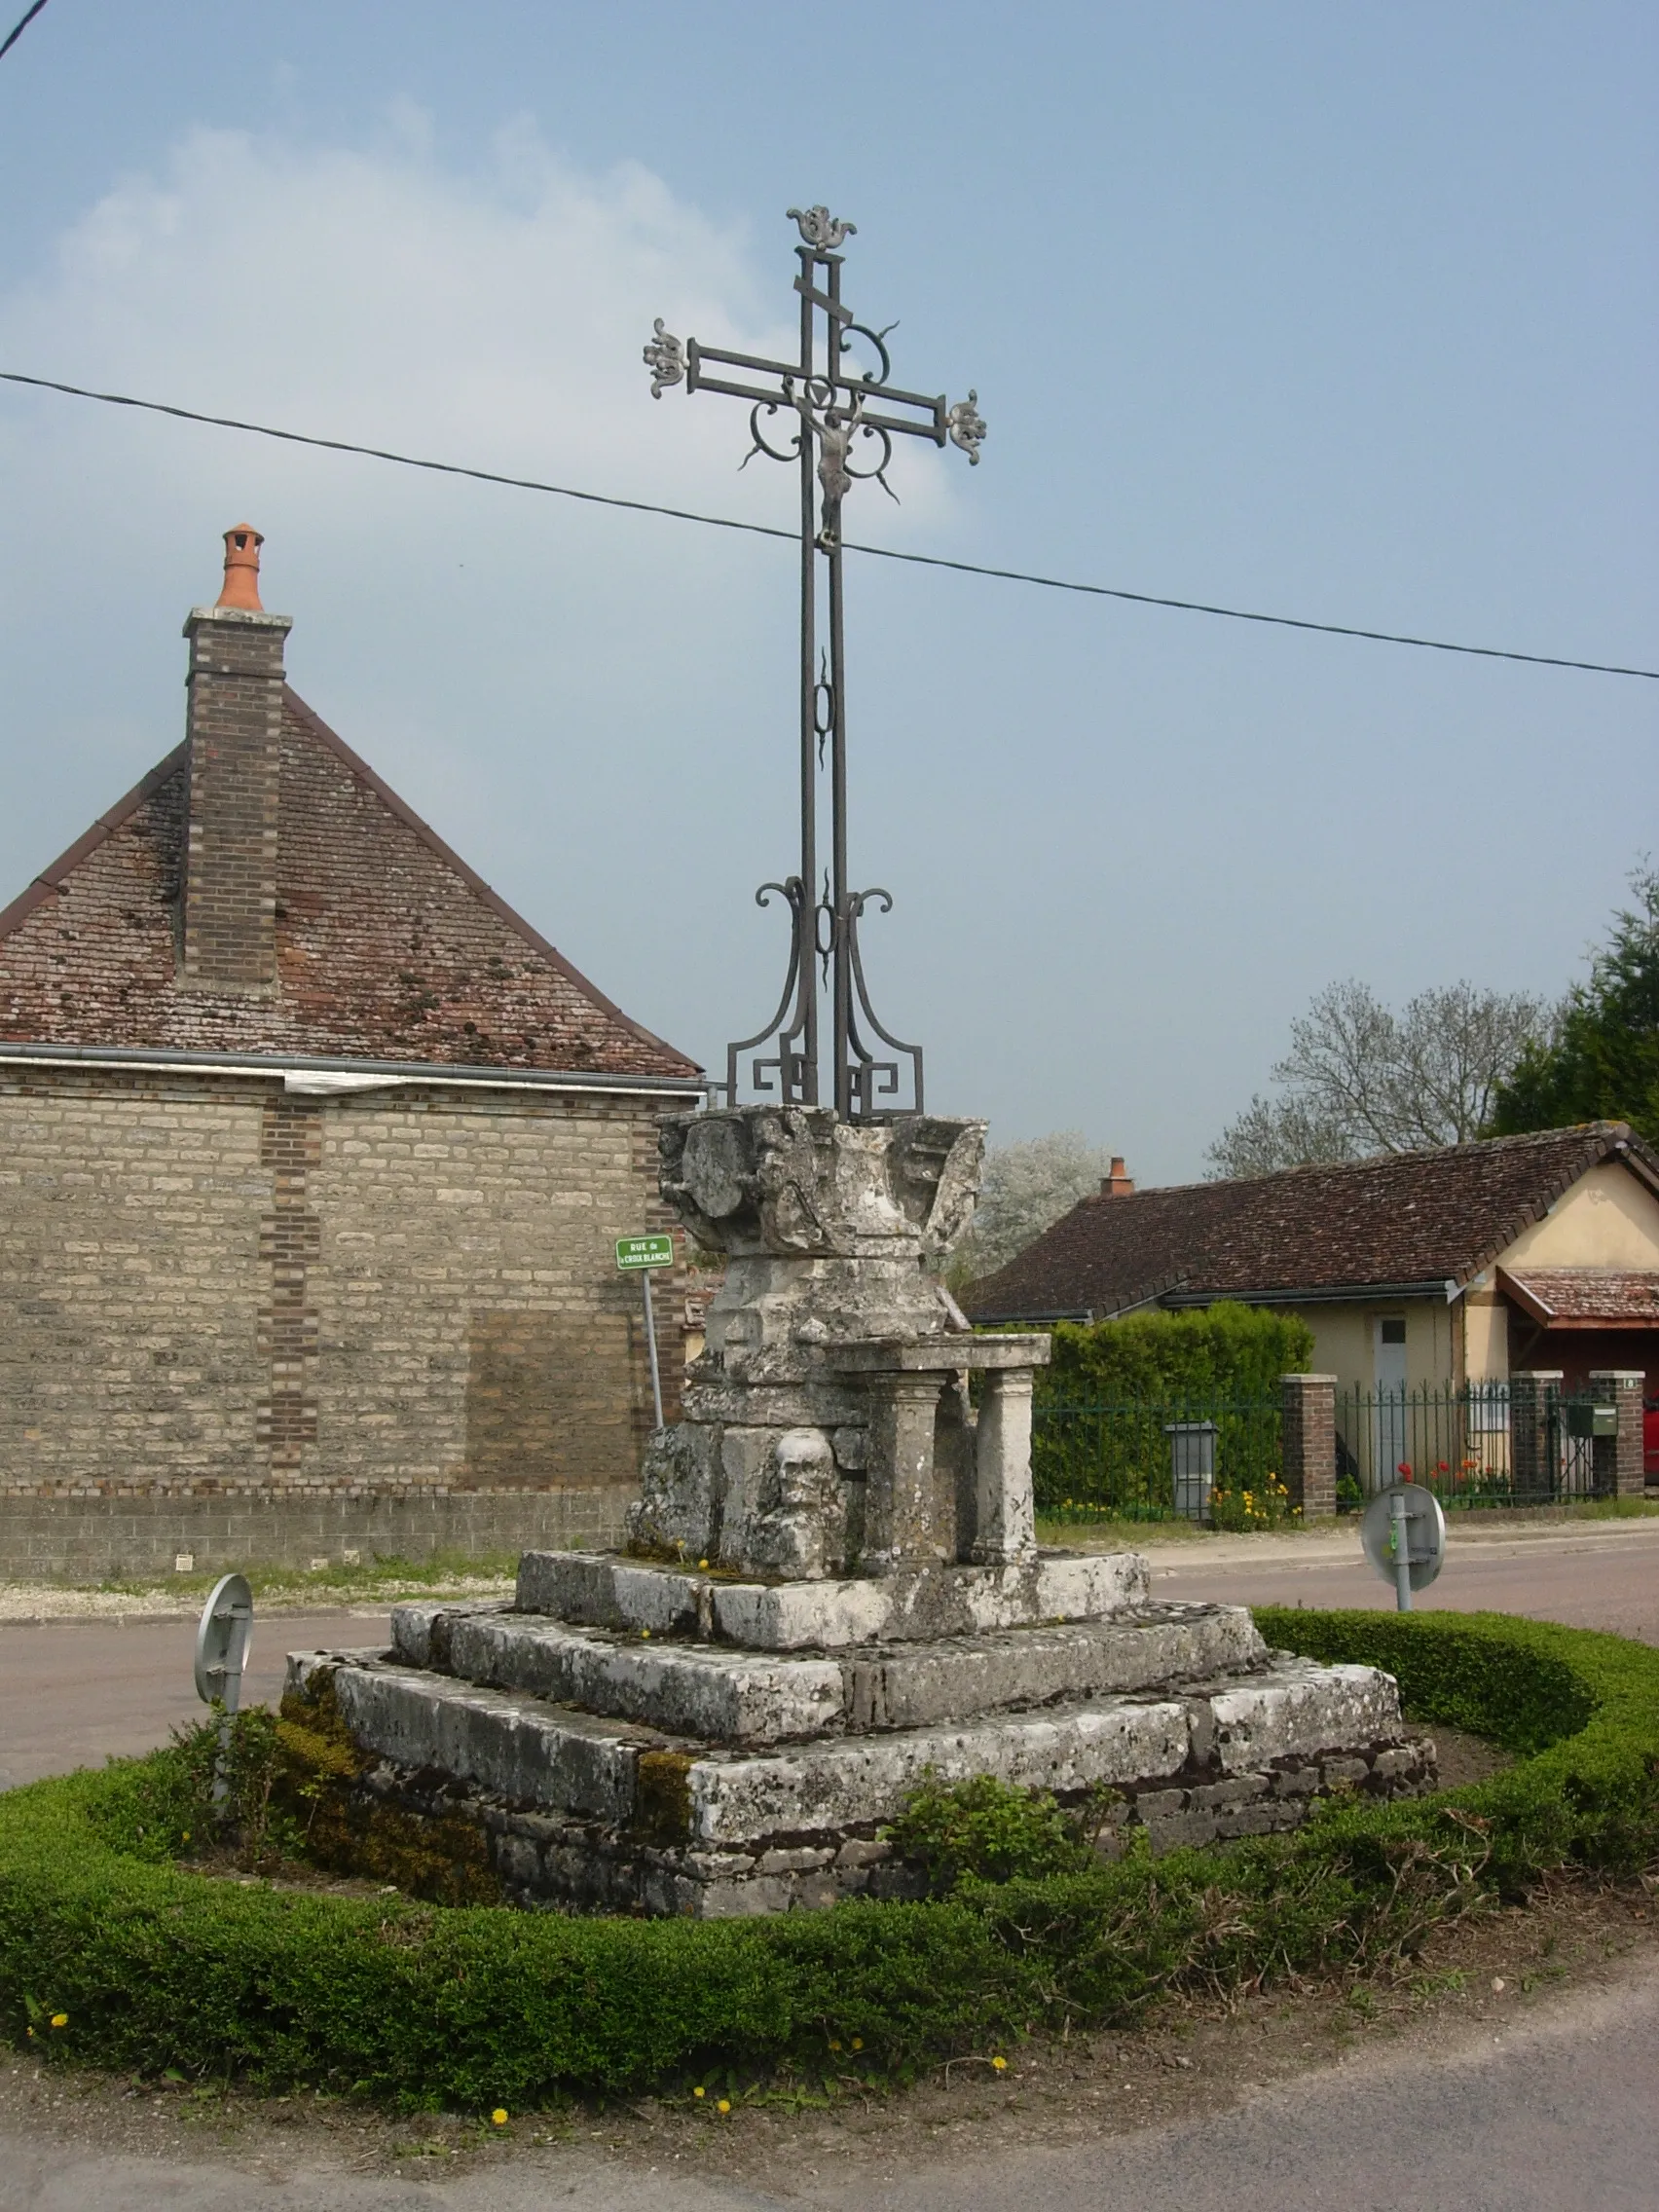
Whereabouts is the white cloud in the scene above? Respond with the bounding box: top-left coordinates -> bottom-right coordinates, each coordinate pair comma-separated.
0,121 -> 962,1066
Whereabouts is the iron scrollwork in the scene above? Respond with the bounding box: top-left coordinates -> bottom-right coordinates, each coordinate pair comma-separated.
645,208 -> 984,1120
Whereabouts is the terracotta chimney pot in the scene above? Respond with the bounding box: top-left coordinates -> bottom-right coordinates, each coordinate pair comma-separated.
215,524 -> 266,611
1100,1156 -> 1135,1198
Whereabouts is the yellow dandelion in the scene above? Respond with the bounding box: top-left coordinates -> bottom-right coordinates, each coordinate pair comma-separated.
693,2085 -> 706,2099
991,2054 -> 1008,2072
50,2013 -> 67,2029
717,2098 -> 731,2115
698,1559 -> 709,1569
829,2039 -> 842,2051
851,2037 -> 864,2050
641,1628 -> 651,1639
491,2108 -> 508,2126
181,1831 -> 190,1843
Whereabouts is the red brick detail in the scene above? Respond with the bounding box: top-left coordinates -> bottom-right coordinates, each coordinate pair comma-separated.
257,1095 -> 322,1469
1280,1372 -> 1337,1520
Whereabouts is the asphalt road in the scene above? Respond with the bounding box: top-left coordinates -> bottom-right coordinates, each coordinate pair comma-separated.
2,1524 -> 1655,1789
3,1949 -> 1655,2210
0,1612 -> 389,1790
1149,1521 -> 1659,1644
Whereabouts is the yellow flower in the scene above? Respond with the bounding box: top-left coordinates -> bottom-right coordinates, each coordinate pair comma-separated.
181,1831 -> 191,1843
693,2085 -> 706,2098
50,2013 -> 67,2029
851,2036 -> 864,2050
717,2098 -> 731,2115
991,2054 -> 1008,2072
491,2108 -> 508,2126
641,1628 -> 651,1640
698,1559 -> 709,1569
829,2039 -> 841,2051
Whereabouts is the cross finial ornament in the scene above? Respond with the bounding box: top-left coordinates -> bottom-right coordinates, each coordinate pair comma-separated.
645,208 -> 985,1121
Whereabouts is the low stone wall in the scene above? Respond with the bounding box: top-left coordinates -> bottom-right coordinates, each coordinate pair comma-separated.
339,1727 -> 1438,1918
0,1488 -> 631,1583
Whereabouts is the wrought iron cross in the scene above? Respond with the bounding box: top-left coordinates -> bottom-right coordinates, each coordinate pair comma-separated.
645,204 -> 985,1121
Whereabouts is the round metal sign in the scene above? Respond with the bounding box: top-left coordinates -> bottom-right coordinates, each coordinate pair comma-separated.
194,1573 -> 254,1713
1360,1482 -> 1447,1604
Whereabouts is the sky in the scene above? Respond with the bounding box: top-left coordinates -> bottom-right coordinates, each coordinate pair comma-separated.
0,1 -> 1653,1185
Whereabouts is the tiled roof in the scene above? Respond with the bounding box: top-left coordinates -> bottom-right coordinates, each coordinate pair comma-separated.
0,688 -> 700,1083
965,1124 -> 1659,1321
1498,1269 -> 1659,1326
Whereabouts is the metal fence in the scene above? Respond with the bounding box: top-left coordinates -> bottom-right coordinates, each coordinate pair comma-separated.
1031,1398 -> 1282,1524
1333,1382 -> 1614,1511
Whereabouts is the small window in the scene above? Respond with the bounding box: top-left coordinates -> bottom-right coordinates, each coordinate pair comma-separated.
1380,1318 -> 1407,1346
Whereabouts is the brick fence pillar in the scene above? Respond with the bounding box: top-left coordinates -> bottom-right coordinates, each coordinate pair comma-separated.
1509,1371 -> 1564,1501
1281,1373 -> 1338,1521
1588,1370 -> 1646,1498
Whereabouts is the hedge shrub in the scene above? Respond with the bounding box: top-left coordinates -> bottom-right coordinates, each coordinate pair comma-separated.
1,1610 -> 1655,2109
1037,1303 -> 1315,1408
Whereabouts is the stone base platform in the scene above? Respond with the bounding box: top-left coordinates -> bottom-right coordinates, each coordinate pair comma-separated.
287,1546 -> 1436,1918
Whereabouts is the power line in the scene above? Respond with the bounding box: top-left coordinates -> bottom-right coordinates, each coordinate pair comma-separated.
3,366 -> 1654,682
0,1 -> 51,65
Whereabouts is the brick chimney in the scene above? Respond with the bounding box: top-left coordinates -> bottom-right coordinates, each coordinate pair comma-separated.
180,526 -> 292,990
1100,1156 -> 1134,1198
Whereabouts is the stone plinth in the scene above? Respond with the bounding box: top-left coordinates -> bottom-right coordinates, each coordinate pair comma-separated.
298,1106 -> 1435,1916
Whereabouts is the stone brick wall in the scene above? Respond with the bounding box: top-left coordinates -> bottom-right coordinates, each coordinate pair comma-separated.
181,606 -> 291,989
0,1066 -> 687,1565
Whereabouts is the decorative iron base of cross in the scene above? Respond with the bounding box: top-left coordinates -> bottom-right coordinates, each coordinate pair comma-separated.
646,206 -> 985,1122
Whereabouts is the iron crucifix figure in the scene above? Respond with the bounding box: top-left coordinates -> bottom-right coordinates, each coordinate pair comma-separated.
645,204 -> 986,1122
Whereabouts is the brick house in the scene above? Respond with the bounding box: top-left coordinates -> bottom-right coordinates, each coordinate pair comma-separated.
0,527 -> 704,1578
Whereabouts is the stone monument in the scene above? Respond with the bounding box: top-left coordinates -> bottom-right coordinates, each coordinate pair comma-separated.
289,1106 -> 1434,1915
286,208 -> 1433,1912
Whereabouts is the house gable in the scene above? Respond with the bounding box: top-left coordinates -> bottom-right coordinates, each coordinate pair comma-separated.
0,689 -> 699,1085
1496,1161 -> 1659,1272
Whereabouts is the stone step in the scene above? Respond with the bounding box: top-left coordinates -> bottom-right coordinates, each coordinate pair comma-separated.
287,1646 -> 1407,1848
512,1546 -> 1150,1650
389,1599 -> 1268,1747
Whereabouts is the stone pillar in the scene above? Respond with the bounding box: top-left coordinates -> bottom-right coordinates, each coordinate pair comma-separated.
1589,1371 -> 1646,1498
971,1368 -> 1038,1566
1509,1371 -> 1564,1503
859,1374 -> 946,1573
1280,1373 -> 1338,1520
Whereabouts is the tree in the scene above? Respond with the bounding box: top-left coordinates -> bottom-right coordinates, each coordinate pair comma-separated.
949,1130 -> 1113,1288
1489,869 -> 1659,1148
1206,978 -> 1550,1179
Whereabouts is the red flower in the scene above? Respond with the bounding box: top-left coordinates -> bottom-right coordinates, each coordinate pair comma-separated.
1397,1461 -> 1413,1481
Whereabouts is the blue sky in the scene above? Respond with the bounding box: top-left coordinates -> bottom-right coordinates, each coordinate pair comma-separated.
0,2 -> 1653,1181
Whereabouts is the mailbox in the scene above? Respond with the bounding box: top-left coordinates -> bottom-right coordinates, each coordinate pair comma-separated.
1565,1402 -> 1618,1439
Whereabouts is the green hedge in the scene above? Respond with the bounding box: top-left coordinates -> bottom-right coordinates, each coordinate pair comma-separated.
1037,1303 -> 1315,1406
1,1611 -> 1655,2109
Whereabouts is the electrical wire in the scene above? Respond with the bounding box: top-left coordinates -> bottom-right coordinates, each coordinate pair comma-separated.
2,367 -> 1654,682
0,1 -> 51,65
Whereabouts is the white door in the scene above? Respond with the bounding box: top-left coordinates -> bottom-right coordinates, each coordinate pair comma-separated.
1373,1318 -> 1408,1487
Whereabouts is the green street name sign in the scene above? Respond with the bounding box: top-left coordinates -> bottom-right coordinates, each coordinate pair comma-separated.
615,1234 -> 675,1272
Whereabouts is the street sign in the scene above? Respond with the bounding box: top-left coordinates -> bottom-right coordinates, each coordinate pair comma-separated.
615,1234 -> 675,1271
194,1572 -> 254,1713
1360,1483 -> 1447,1611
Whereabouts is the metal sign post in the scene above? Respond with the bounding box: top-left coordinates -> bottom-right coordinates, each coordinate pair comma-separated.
194,1572 -> 254,1805
1360,1483 -> 1447,1611
616,1234 -> 675,1431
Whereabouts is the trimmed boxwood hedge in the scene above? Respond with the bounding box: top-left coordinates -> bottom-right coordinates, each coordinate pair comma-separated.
1,1609 -> 1655,2110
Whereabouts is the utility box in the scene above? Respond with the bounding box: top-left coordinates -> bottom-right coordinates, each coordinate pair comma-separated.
1565,1402 -> 1618,1439
1163,1421 -> 1219,1521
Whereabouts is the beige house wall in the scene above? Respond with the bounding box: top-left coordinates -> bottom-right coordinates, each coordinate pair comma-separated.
0,1066 -> 685,1505
1500,1161 -> 1659,1269
1291,1296 -> 1454,1396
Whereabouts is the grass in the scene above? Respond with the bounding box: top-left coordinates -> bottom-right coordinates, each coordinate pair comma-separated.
86,1552 -> 523,1604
